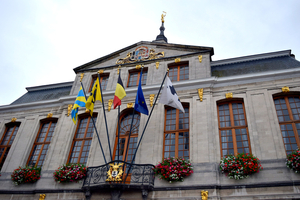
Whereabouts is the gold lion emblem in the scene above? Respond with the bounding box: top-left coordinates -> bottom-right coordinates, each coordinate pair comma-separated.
106,163 -> 124,182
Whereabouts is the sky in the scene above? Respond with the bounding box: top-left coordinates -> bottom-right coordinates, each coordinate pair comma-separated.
0,0 -> 299,106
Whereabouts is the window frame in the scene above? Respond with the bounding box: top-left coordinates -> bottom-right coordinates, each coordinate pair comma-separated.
168,62 -> 189,82
88,73 -> 109,92
273,94 -> 300,155
163,104 -> 189,160
217,100 -> 251,157
127,68 -> 148,87
67,113 -> 97,164
0,122 -> 20,170
27,118 -> 57,167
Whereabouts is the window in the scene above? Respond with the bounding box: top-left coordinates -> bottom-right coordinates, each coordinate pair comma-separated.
89,74 -> 109,92
113,110 -> 140,163
27,119 -> 57,167
168,63 -> 189,82
274,95 -> 300,155
68,114 -> 97,164
163,105 -> 189,159
127,69 -> 147,87
0,122 -> 20,170
217,101 -> 251,157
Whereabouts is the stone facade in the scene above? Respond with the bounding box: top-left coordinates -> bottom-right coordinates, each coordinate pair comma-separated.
1,40 -> 300,199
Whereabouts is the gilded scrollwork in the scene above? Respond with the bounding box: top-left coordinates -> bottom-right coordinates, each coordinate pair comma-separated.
116,49 -> 164,65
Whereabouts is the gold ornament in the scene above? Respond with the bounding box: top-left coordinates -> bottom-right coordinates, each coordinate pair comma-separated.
106,163 -> 124,182
198,88 -> 203,102
156,62 -> 160,69
150,94 -> 155,107
80,73 -> 84,82
108,99 -> 113,112
127,103 -> 133,108
67,104 -> 73,116
198,55 -> 203,63
225,93 -> 233,99
47,113 -> 53,118
11,118 -> 17,122
175,58 -> 181,63
136,65 -> 142,69
39,194 -> 46,200
201,191 -> 208,200
98,70 -> 104,74
282,86 -> 290,93
161,11 -> 166,23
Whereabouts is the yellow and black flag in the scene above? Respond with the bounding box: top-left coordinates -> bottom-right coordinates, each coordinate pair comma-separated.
86,77 -> 102,115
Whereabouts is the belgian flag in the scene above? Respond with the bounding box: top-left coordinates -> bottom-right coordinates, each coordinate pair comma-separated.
113,73 -> 126,109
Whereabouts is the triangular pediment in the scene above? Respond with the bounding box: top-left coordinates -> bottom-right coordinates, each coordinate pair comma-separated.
73,41 -> 214,73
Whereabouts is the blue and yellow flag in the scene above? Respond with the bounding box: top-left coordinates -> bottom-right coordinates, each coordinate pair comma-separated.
71,87 -> 87,124
86,77 -> 102,115
134,70 -> 148,115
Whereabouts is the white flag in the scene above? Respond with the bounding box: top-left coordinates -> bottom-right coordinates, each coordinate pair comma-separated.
159,76 -> 185,113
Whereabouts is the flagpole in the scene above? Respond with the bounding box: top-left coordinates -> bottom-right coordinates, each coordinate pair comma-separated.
117,105 -> 120,162
123,69 -> 169,182
97,71 -> 113,161
79,80 -> 107,165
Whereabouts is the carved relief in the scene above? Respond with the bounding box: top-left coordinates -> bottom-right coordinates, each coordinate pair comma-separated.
116,48 -> 164,65
282,86 -> 290,93
108,99 -> 113,112
198,88 -> 203,102
67,104 -> 73,116
225,93 -> 233,99
150,94 -> 155,107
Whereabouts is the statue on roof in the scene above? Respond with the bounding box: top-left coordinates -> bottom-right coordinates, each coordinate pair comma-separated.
161,11 -> 166,23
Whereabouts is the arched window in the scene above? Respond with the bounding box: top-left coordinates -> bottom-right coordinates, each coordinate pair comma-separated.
217,100 -> 251,157
163,104 -> 189,159
27,118 -> 57,167
68,113 -> 97,164
113,110 -> 140,163
273,95 -> 300,155
0,122 -> 20,170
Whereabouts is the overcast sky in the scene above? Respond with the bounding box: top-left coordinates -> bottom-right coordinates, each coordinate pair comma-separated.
0,0 -> 299,106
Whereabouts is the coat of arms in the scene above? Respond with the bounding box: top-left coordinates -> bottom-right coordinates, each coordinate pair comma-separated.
106,163 -> 124,182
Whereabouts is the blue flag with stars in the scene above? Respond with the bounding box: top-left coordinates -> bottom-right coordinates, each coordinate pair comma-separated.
134,70 -> 149,115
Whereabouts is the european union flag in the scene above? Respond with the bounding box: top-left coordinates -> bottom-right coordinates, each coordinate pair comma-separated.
134,70 -> 148,115
71,87 -> 86,124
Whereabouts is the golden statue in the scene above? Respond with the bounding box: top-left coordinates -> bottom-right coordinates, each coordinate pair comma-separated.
161,11 -> 166,23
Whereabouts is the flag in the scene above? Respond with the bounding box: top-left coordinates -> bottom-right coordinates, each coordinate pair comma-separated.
113,73 -> 126,109
159,76 -> 185,113
86,77 -> 102,115
71,87 -> 87,124
134,70 -> 149,115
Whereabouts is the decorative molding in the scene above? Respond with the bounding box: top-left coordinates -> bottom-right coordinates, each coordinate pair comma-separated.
201,191 -> 208,200
150,94 -> 155,107
127,103 -> 133,108
198,55 -> 203,63
39,194 -> 46,200
67,104 -> 73,116
108,99 -> 113,111
198,88 -> 203,102
98,70 -> 104,74
156,62 -> 159,69
116,48 -> 164,65
282,86 -> 290,93
225,93 -> 233,99
47,113 -> 53,118
11,118 -> 17,122
175,58 -> 181,63
136,65 -> 142,69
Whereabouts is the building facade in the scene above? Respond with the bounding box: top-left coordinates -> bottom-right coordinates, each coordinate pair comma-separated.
1,22 -> 300,199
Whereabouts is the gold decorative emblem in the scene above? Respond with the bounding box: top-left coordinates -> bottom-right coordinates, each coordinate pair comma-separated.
175,58 -> 181,63
85,108 -> 90,113
198,55 -> 203,63
108,99 -> 113,112
117,66 -> 121,75
282,86 -> 290,93
11,118 -> 17,122
136,65 -> 142,69
98,70 -> 104,74
106,163 -> 124,182
116,48 -> 164,65
67,104 -> 73,116
225,93 -> 233,99
156,62 -> 160,69
80,73 -> 84,82
39,194 -> 46,200
127,103 -> 133,108
161,11 -> 166,23
198,88 -> 203,102
150,94 -> 155,107
201,191 -> 208,200
47,113 -> 53,118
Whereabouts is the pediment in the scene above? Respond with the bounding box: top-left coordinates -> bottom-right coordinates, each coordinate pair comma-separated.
73,41 -> 214,73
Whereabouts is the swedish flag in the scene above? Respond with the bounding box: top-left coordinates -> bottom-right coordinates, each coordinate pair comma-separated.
71,87 -> 86,124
